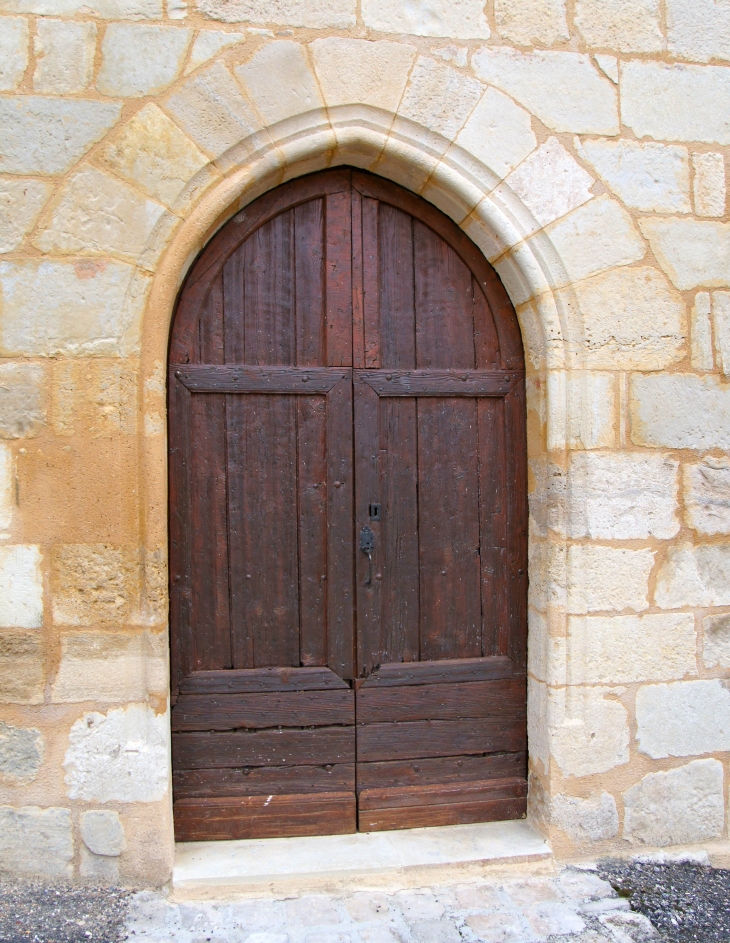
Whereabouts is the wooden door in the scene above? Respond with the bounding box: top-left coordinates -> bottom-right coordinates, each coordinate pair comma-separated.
169,170 -> 527,842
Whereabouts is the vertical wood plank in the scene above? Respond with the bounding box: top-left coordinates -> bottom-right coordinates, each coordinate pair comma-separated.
417,398 -> 481,660
243,211 -> 295,366
351,186 -> 365,369
223,248 -> 245,364
226,393 -> 252,668
362,196 -> 380,368
477,398 -> 508,657
379,204 -> 415,369
325,191 -> 352,367
298,395 -> 328,666
354,373 -> 381,676
473,279 -> 501,369
295,199 -> 325,368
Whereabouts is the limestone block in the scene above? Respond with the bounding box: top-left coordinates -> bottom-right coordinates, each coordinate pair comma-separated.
693,152 -> 726,217
667,0 -> 730,63
543,196 -> 645,285
98,24 -> 191,98
51,360 -> 137,438
655,543 -> 730,609
547,370 -> 616,450
80,810 -> 125,856
623,759 -> 724,846
0,363 -> 45,439
195,0 -> 355,28
621,61 -> 730,145
0,546 -> 42,628
0,807 -> 72,878
472,48 -> 618,135
684,458 -> 730,535
64,704 -> 169,802
310,38 -> 416,114
567,452 -> 679,540
503,138 -> 594,233
575,0 -> 662,52
630,374 -> 730,450
164,62 -> 262,158
0,631 -> 43,703
576,138 -> 690,214
494,0 -> 568,46
550,792 -> 619,842
0,16 -> 28,91
186,29 -> 245,74
168,0 -> 187,17
567,545 -> 653,614
0,259 -> 142,358
398,57 -> 484,142
34,20 -> 96,94
0,97 -> 121,175
703,612 -> 730,669
637,680 -> 730,758
455,88 -> 536,181
0,0 -> 162,15
0,178 -> 52,253
572,267 -> 685,370
550,686 -> 630,777
52,631 -> 167,702
567,613 -> 697,684
80,845 -> 119,882
433,46 -> 468,68
362,0 -> 490,38
97,104 -> 208,210
594,55 -> 618,83
714,291 -> 730,376
0,444 -> 11,534
52,544 -> 141,626
35,166 -> 166,261
691,292 -> 714,370
0,722 -> 43,783
235,42 -> 323,127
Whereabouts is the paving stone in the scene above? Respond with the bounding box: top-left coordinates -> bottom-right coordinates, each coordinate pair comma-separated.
463,912 -> 527,942
527,900 -> 585,936
395,890 -> 445,920
343,893 -> 392,922
286,896 -> 342,927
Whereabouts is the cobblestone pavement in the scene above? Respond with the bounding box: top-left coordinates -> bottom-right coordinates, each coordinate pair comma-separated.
124,869 -> 658,943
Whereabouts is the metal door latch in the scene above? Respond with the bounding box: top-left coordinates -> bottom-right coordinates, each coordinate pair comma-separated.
360,525 -> 375,586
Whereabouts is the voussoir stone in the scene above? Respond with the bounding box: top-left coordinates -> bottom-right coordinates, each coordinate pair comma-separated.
472,47 -> 618,135
575,138 -> 690,214
636,680 -> 730,758
310,38 -> 416,112
621,60 -> 730,144
186,30 -> 245,75
654,542 -> 730,609
362,0 -> 490,38
0,807 -> 73,878
398,56 -> 484,142
64,704 -> 169,802
623,759 -> 724,846
33,19 -> 96,94
235,41 -> 323,126
0,178 -> 52,253
98,24 -> 191,98
0,721 -> 43,783
667,0 -> 730,63
550,791 -> 619,843
195,0 -> 355,28
575,0 -> 663,52
455,87 -> 536,181
0,97 -> 121,175
0,363 -> 45,439
630,374 -> 730,450
0,16 -> 29,91
639,217 -> 730,290
684,457 -> 730,535
80,810 -> 125,856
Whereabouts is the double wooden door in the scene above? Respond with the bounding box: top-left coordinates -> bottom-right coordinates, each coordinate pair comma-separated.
168,170 -> 528,842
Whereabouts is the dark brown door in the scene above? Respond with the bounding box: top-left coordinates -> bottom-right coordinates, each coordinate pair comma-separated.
168,170 -> 527,841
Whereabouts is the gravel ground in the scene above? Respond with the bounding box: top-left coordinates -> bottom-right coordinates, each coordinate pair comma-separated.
598,859 -> 730,943
0,880 -> 129,943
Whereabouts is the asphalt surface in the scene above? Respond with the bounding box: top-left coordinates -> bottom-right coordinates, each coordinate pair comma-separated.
0,880 -> 129,943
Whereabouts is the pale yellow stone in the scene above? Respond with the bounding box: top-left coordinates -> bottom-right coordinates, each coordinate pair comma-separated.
0,16 -> 28,91
0,807 -> 72,879
0,98 -> 121,176
567,613 -> 697,684
33,20 -> 96,94
693,152 -> 726,217
549,686 -> 630,777
398,56 -> 484,141
35,166 -> 166,261
97,104 -> 208,210
0,546 -> 43,628
235,41 -> 323,126
621,61 -> 730,145
52,631 -> 167,702
432,45 -> 467,68
0,631 -> 43,704
550,792 -> 619,842
667,0 -> 730,63
310,38 -> 416,112
52,544 -> 141,626
640,217 -> 730,290
472,47 -> 618,135
684,458 -> 730,536
195,0 -> 355,28
0,178 -> 52,253
703,613 -> 730,670
0,0 -> 162,16
637,680 -> 730,758
594,54 -> 618,83
361,0 -> 490,39
570,266 -> 685,370
163,61 -> 262,158
0,444 -> 12,534
185,29 -> 245,74
655,543 -> 730,609
713,291 -> 730,376
575,138 -> 691,214
0,363 -> 45,439
690,291 -> 714,370
575,0 -> 662,52
51,360 -> 136,438
567,545 -> 654,614
495,0 -> 569,47
455,88 -> 536,180
546,370 -> 616,450
631,373 -> 730,450
98,24 -> 191,98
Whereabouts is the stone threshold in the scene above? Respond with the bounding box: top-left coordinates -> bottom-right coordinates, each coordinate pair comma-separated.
172,819 -> 553,898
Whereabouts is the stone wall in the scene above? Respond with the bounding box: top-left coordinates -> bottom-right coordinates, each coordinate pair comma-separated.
0,0 -> 728,885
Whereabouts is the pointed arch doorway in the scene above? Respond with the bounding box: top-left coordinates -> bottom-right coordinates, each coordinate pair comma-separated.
168,169 -> 528,842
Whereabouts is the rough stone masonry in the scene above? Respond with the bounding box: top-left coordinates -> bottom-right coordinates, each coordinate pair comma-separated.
0,0 -> 729,885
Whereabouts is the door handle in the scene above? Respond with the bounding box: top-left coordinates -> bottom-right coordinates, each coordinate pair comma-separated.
359,525 -> 375,586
